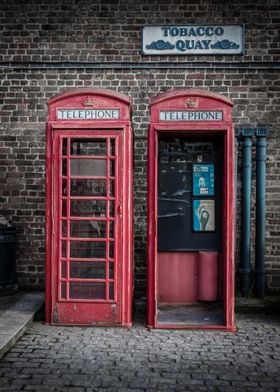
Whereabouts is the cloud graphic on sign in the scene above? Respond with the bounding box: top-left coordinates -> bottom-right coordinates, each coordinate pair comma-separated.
146,40 -> 175,50
211,40 -> 240,50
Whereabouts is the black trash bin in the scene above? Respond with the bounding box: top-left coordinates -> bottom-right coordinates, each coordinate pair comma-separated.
0,225 -> 17,295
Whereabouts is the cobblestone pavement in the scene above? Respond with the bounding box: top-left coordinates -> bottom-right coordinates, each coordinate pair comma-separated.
0,313 -> 279,392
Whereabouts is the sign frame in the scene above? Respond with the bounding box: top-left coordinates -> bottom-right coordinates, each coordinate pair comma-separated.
159,110 -> 223,122
56,108 -> 120,120
142,24 -> 244,56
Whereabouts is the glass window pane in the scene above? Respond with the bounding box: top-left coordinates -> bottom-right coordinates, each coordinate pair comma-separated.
69,282 -> 106,300
109,201 -> 115,217
62,159 -> 67,176
110,140 -> 115,156
62,200 -> 67,217
70,200 -> 106,217
70,241 -> 106,259
109,282 -> 114,300
110,180 -> 115,196
62,220 -> 67,237
70,220 -> 106,238
71,180 -> 106,196
62,139 -> 68,156
70,261 -> 106,279
61,241 -> 67,258
70,159 -> 106,177
62,179 -> 67,196
110,160 -> 115,176
109,221 -> 114,238
61,261 -> 66,278
61,281 -> 66,299
71,139 -> 107,156
109,242 -> 114,258
109,262 -> 114,279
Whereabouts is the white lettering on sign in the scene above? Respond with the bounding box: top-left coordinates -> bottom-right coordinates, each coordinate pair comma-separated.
57,109 -> 120,120
159,111 -> 223,121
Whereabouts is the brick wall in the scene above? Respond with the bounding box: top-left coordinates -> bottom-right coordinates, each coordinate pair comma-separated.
0,0 -> 279,299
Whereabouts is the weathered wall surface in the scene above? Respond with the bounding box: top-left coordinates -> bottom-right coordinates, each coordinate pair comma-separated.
0,0 -> 279,298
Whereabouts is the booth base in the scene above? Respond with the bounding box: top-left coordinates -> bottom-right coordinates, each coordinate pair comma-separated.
157,303 -> 224,326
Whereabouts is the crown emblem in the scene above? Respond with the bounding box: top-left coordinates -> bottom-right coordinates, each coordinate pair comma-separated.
186,98 -> 199,109
82,96 -> 95,107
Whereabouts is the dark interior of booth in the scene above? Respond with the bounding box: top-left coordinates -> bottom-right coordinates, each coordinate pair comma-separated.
156,133 -> 225,326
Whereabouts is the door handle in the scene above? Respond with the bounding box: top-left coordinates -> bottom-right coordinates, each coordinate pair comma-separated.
117,204 -> 122,216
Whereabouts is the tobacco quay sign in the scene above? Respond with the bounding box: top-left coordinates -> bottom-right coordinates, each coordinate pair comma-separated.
142,25 -> 244,55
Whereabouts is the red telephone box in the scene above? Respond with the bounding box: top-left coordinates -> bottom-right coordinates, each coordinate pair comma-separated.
147,89 -> 235,331
45,89 -> 133,326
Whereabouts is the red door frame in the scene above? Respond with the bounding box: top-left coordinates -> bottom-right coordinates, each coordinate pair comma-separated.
45,89 -> 133,327
147,89 -> 236,331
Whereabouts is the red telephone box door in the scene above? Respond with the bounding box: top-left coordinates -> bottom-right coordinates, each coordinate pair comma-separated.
53,131 -> 122,324
46,89 -> 133,326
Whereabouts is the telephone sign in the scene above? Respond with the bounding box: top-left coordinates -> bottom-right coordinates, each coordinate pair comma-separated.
159,110 -> 223,121
57,109 -> 120,120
